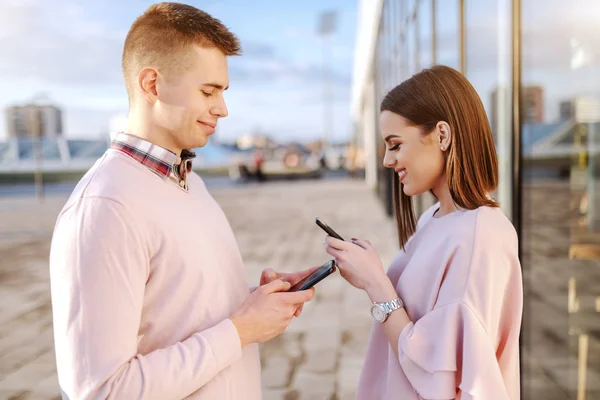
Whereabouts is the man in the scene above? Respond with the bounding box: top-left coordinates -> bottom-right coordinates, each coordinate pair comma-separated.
49,3 -> 316,399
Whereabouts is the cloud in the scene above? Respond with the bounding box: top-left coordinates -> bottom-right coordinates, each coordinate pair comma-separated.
229,58 -> 351,87
0,0 -> 354,142
234,40 -> 351,86
0,0 -> 125,87
240,40 -> 276,59
63,107 -> 123,138
0,1 -> 349,93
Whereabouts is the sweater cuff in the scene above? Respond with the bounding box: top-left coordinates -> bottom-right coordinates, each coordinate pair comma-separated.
198,318 -> 243,371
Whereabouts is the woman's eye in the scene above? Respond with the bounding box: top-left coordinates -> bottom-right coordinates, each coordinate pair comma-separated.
389,144 -> 400,151
202,91 -> 212,97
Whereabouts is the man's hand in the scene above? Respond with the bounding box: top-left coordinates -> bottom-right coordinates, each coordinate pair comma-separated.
231,279 -> 315,348
260,266 -> 320,317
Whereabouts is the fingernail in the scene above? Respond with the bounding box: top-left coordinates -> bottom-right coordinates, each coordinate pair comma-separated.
351,238 -> 357,241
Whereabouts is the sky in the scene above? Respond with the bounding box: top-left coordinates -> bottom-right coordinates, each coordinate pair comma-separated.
0,0 -> 357,142
1,0 -> 599,144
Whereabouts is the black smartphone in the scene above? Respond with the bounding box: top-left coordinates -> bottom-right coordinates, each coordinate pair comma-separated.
315,217 -> 344,241
288,259 -> 336,292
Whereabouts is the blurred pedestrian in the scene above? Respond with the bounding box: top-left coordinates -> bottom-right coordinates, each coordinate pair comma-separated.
253,148 -> 265,182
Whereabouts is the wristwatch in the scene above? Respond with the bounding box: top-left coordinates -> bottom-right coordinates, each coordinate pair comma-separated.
371,297 -> 404,323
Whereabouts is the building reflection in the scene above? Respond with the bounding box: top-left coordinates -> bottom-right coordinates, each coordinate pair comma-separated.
352,0 -> 600,398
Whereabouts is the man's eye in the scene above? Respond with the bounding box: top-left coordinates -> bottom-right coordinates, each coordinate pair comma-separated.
202,91 -> 212,97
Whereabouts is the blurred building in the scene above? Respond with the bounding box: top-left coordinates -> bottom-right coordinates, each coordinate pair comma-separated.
560,97 -> 600,122
235,134 -> 277,150
522,85 -> 544,123
491,86 -> 544,129
0,135 -> 239,174
352,1 -> 600,399
5,103 -> 63,138
0,136 -> 108,173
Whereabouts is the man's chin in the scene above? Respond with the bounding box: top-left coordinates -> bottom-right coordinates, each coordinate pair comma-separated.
187,136 -> 209,150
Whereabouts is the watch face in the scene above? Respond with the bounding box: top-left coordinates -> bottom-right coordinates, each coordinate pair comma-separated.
371,304 -> 386,322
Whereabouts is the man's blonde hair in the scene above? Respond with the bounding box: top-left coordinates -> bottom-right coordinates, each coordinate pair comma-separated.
122,2 -> 241,102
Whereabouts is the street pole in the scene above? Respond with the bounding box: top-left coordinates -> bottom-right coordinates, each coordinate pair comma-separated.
318,11 -> 337,168
323,32 -> 331,163
33,108 -> 44,201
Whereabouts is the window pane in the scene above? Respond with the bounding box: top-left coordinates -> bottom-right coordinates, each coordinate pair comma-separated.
418,0 -> 433,68
436,0 -> 459,69
466,0 -> 512,217
521,1 -> 600,399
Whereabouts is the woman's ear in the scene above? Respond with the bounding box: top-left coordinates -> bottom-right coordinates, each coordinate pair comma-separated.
436,121 -> 452,151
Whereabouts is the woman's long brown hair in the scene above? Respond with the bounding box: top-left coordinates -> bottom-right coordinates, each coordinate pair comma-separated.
381,65 -> 499,249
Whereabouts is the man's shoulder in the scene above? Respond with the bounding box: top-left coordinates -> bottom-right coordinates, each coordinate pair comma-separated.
60,151 -> 155,216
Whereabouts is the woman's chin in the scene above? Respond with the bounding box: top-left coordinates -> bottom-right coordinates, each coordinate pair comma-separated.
402,184 -> 427,197
402,184 -> 415,196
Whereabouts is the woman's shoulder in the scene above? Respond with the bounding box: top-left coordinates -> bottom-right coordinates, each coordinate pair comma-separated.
438,205 -> 516,241
431,206 -> 521,311
471,206 -> 518,251
414,205 -> 518,262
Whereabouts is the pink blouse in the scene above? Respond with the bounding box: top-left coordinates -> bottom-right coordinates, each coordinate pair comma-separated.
356,204 -> 523,399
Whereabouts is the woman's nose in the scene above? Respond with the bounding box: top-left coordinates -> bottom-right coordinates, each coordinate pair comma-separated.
383,151 -> 396,168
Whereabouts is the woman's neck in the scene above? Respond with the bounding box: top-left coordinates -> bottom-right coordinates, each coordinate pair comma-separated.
432,179 -> 458,218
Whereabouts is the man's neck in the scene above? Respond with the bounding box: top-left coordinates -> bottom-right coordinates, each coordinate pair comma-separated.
126,112 -> 182,156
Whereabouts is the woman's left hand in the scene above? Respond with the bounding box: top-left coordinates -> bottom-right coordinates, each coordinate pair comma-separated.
324,237 -> 387,291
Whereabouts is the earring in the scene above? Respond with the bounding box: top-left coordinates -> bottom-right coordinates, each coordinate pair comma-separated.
440,145 -> 445,151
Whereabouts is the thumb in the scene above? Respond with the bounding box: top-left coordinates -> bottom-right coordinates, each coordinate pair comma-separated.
262,279 -> 291,293
264,268 -> 278,280
351,238 -> 370,250
260,268 -> 278,285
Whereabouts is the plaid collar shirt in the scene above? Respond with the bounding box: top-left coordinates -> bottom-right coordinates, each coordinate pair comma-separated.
110,132 -> 196,191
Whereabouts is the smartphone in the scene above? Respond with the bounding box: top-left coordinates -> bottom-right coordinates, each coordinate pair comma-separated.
288,259 -> 336,292
315,217 -> 344,241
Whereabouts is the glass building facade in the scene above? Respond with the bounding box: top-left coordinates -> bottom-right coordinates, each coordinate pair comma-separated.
353,0 -> 600,398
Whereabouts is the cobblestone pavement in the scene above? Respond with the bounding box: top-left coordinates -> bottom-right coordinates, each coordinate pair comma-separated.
0,178 -> 398,399
1,178 -> 599,399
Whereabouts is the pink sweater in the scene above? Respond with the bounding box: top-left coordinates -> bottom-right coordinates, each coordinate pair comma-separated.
49,150 -> 261,399
357,205 -> 522,399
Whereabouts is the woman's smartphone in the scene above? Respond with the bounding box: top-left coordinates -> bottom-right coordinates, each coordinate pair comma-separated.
288,260 -> 336,292
315,217 -> 344,240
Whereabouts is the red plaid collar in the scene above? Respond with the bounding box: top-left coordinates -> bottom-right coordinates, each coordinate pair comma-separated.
110,132 -> 195,190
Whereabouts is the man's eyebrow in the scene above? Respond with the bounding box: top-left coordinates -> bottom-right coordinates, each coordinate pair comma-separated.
203,83 -> 229,90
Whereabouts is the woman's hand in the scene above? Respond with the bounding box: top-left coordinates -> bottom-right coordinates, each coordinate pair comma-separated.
324,237 -> 387,291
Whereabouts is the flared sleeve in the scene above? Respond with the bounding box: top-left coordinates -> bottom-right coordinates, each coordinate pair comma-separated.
398,302 -> 511,399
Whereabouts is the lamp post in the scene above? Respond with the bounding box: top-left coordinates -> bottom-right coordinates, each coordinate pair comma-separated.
32,107 -> 44,201
317,10 -> 337,168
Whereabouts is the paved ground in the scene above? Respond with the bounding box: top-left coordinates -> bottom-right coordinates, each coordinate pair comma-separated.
0,178 -> 398,400
0,177 -> 599,399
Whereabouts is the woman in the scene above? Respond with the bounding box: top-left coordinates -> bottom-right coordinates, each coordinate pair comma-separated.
325,65 -> 522,399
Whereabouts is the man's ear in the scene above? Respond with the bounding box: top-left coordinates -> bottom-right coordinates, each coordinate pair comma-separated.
137,67 -> 159,103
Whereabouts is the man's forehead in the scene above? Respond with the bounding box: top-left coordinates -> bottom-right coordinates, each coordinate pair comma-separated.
190,44 -> 228,63
189,45 -> 229,83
